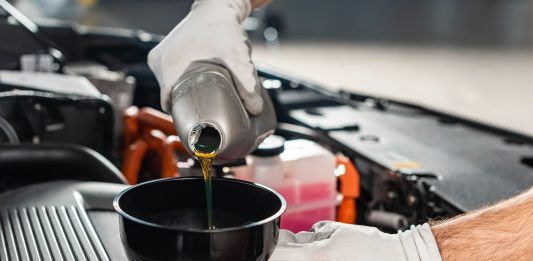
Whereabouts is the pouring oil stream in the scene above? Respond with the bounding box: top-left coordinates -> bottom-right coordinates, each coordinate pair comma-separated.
192,125 -> 221,230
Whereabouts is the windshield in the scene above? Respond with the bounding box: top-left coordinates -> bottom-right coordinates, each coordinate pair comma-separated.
11,0 -> 533,136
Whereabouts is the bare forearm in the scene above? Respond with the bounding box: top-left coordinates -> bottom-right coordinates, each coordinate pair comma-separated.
431,187 -> 533,260
250,0 -> 271,9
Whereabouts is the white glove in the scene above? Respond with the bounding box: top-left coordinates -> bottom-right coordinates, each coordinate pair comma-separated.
147,0 -> 264,115
270,221 -> 442,261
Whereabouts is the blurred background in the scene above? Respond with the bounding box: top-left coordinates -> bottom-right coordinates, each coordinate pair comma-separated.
12,0 -> 533,136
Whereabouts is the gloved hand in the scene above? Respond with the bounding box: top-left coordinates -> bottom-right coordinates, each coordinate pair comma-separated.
148,0 -> 264,115
270,221 -> 442,261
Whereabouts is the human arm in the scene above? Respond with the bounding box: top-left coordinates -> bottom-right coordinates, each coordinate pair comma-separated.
251,0 -> 271,8
431,187 -> 533,261
271,187 -> 533,260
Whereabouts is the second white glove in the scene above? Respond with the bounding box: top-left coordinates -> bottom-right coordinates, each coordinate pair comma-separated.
270,221 -> 442,261
148,0 -> 264,115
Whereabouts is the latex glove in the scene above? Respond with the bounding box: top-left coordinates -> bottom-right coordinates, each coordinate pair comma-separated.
148,0 -> 264,115
270,221 -> 442,261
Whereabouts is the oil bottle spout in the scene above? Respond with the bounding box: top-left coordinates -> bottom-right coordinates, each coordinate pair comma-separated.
189,122 -> 222,155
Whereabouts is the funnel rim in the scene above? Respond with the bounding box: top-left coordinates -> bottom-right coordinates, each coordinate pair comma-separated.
114,177 -> 287,233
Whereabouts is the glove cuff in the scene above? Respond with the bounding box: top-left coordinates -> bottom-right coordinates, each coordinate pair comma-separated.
232,0 -> 252,22
397,224 -> 443,261
193,0 -> 252,23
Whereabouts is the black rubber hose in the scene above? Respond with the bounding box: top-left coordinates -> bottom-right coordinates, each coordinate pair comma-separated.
0,143 -> 127,184
0,116 -> 19,143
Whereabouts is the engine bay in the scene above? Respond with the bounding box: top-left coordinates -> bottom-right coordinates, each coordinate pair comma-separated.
1,2 -> 533,260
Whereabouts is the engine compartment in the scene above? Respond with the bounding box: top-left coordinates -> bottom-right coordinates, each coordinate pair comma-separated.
1,3 -> 533,259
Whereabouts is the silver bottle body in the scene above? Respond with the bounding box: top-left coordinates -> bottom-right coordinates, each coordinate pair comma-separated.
170,62 -> 276,164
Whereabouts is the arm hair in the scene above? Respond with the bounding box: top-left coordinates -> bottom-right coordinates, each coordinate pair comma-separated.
431,187 -> 533,261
